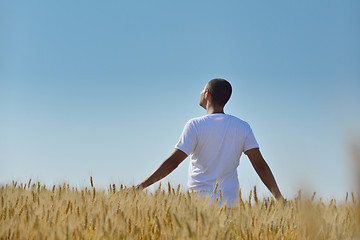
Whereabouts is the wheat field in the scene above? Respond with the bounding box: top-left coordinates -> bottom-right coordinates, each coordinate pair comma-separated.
0,178 -> 359,239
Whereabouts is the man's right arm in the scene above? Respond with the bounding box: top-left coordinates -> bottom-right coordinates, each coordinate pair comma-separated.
245,148 -> 283,199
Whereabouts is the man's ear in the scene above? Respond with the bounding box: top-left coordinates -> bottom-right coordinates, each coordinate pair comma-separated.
205,90 -> 211,100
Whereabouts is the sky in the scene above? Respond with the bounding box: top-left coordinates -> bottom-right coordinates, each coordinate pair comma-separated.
1,0 -> 359,201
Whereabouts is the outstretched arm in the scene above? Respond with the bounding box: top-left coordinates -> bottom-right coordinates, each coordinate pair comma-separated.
136,149 -> 188,190
245,148 -> 283,199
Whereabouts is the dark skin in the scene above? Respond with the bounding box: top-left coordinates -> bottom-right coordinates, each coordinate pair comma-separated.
136,83 -> 283,199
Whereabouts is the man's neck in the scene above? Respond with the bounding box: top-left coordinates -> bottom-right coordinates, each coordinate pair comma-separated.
206,104 -> 225,115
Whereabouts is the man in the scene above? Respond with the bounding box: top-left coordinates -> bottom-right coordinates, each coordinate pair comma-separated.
136,78 -> 283,205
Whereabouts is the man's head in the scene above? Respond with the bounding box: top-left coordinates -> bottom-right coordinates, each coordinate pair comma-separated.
200,78 -> 232,109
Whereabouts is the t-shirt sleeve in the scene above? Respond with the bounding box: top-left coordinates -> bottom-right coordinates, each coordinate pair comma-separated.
174,120 -> 197,156
243,124 -> 259,153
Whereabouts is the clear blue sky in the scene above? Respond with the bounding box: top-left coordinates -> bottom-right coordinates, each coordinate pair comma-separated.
1,0 -> 359,200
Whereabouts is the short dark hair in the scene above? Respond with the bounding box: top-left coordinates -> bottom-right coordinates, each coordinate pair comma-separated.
207,78 -> 232,106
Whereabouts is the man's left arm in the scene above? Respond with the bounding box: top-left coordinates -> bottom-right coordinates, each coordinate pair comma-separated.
245,148 -> 283,199
136,149 -> 188,189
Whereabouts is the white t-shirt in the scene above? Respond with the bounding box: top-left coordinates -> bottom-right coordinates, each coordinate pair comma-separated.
175,114 -> 259,205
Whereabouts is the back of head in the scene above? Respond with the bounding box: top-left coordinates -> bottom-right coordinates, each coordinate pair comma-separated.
207,78 -> 232,106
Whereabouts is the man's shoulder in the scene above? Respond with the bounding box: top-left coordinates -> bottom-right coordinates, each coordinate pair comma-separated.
184,116 -> 205,128
187,115 -> 207,123
186,114 -> 215,125
228,114 -> 250,125
187,114 -> 250,127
